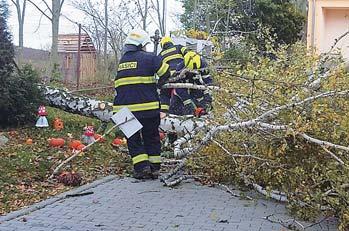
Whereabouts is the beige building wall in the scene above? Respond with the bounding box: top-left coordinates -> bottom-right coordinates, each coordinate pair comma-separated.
307,0 -> 349,59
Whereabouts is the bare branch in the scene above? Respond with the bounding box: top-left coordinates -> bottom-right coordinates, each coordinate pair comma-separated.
256,90 -> 349,121
214,183 -> 253,200
60,0 -> 65,11
10,0 -> 17,7
41,0 -> 52,14
27,0 -> 52,21
300,133 -> 349,153
328,30 -> 349,54
33,11 -> 45,33
252,183 -> 288,202
321,147 -> 345,165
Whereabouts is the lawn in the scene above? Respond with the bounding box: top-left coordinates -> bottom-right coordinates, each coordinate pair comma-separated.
0,107 -> 131,215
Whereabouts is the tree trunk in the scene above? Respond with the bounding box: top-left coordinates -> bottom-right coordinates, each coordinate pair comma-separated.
143,0 -> 148,31
51,0 -> 60,66
161,0 -> 166,36
42,86 -> 204,134
104,0 -> 108,66
205,0 -> 210,33
12,0 -> 26,65
193,0 -> 198,30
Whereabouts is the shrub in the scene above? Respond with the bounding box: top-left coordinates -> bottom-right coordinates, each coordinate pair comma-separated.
0,65 -> 45,127
0,2 -> 44,127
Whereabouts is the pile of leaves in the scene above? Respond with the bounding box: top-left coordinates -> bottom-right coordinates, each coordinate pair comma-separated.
185,43 -> 349,230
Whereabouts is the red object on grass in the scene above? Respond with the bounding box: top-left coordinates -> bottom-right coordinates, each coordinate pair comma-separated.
194,107 -> 206,117
38,105 -> 48,116
112,138 -> 123,146
94,134 -> 106,142
84,126 -> 95,137
49,138 -> 65,147
76,144 -> 86,151
69,140 -> 82,149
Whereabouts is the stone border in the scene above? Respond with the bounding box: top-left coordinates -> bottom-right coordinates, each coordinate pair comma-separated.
0,175 -> 118,223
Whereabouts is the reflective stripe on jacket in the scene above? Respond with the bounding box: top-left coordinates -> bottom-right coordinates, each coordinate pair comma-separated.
159,44 -> 188,71
113,45 -> 170,119
158,44 -> 188,112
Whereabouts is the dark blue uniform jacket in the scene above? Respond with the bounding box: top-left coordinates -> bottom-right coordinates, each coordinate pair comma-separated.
113,45 -> 170,119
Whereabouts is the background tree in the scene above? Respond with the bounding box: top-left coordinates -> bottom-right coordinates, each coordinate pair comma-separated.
103,0 -> 108,65
27,0 -> 65,68
0,0 -> 44,127
180,0 -> 305,49
150,0 -> 166,36
10,0 -> 26,65
134,0 -> 149,31
72,0 -> 132,73
0,0 -> 14,72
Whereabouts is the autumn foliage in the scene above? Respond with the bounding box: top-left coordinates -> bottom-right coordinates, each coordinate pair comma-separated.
186,43 -> 349,229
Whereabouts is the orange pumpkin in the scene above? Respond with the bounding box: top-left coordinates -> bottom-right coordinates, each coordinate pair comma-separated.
94,134 -> 106,143
76,144 -> 86,151
69,140 -> 82,149
53,118 -> 64,131
26,138 -> 33,145
112,138 -> 123,147
49,138 -> 65,147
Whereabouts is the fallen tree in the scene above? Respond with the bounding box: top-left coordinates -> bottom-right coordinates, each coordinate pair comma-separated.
43,42 -> 349,230
165,43 -> 349,230
42,85 -> 206,134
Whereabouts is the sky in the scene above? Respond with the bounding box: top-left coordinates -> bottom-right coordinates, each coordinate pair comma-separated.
8,0 -> 184,50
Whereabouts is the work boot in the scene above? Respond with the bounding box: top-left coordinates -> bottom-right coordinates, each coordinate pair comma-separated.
133,165 -> 152,180
151,170 -> 160,179
150,164 -> 161,179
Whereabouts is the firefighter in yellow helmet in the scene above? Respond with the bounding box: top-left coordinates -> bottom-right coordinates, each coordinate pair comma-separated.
168,51 -> 213,117
113,29 -> 170,179
158,36 -> 189,115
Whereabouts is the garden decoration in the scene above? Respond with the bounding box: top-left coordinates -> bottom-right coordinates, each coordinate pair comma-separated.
35,105 -> 49,128
94,134 -> 106,143
53,118 -> 64,131
82,125 -> 95,145
48,138 -> 65,147
112,137 -> 125,147
68,140 -> 82,149
49,107 -> 141,179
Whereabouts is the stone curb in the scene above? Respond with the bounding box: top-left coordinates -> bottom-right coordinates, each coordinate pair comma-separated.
0,175 -> 118,223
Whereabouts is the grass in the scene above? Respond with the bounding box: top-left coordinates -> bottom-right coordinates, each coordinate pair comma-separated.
0,107 -> 132,215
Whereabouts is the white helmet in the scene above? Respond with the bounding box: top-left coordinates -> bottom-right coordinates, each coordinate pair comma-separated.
125,29 -> 151,47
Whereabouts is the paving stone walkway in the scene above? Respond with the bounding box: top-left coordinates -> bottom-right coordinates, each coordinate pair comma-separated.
0,176 -> 338,231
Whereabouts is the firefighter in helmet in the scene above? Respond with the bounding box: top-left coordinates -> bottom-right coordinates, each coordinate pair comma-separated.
113,29 -> 170,179
171,51 -> 213,117
158,36 -> 189,115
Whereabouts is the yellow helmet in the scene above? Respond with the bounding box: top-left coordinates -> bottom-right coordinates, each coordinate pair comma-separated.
160,36 -> 173,48
184,51 -> 201,70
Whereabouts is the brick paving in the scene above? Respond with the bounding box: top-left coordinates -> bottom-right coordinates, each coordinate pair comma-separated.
0,176 -> 338,231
